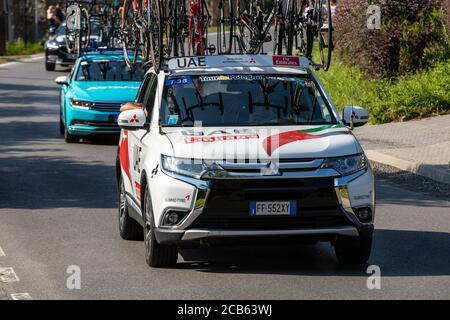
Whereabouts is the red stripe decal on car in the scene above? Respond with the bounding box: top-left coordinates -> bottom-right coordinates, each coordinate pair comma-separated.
262,125 -> 343,156
263,131 -> 319,156
135,181 -> 141,201
119,130 -> 131,182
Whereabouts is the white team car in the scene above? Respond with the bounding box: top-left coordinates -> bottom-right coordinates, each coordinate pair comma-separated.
115,55 -> 375,268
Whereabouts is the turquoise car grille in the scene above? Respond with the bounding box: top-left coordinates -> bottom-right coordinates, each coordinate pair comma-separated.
91,102 -> 122,111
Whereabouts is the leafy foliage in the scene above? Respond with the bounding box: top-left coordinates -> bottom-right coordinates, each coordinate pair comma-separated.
334,0 -> 450,79
6,38 -> 44,56
315,59 -> 450,123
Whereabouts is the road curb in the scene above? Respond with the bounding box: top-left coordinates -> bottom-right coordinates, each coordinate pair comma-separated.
0,53 -> 45,69
366,150 -> 450,185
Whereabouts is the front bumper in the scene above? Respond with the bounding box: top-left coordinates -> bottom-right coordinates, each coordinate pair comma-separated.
66,106 -> 121,135
46,47 -> 76,66
153,167 -> 375,245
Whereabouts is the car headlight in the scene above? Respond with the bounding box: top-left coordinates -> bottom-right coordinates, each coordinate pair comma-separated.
47,42 -> 59,49
161,155 -> 223,179
70,98 -> 94,110
321,153 -> 367,176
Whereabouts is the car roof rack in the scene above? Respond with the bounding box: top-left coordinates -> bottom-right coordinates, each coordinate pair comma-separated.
164,55 -> 316,73
79,47 -> 128,57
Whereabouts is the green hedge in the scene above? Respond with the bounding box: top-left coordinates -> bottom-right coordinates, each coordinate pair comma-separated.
315,59 -> 450,123
6,38 -> 44,56
334,0 -> 450,79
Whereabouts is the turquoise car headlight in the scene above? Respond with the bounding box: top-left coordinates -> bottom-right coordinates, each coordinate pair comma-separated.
70,98 -> 94,110
161,155 -> 222,179
321,153 -> 367,176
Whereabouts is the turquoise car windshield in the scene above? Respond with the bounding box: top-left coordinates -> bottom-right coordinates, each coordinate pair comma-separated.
76,60 -> 146,81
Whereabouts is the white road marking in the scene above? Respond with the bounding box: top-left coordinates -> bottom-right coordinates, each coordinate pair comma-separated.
0,246 -> 5,257
0,267 -> 20,282
10,293 -> 32,300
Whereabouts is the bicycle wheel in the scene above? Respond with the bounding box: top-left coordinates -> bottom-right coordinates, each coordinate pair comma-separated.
317,0 -> 332,70
176,0 -> 186,56
81,8 -> 91,49
217,0 -> 234,54
236,0 -> 259,54
296,0 -> 313,58
286,0 -> 297,55
149,0 -> 163,71
139,0 -> 150,62
161,0 -> 184,58
200,0 -> 211,55
121,0 -> 139,67
273,12 -> 284,54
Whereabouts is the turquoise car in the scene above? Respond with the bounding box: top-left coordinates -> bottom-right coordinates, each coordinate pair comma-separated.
55,51 -> 146,142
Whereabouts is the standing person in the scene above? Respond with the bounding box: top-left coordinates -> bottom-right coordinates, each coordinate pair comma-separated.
47,5 -> 56,28
330,0 -> 337,17
54,1 -> 65,28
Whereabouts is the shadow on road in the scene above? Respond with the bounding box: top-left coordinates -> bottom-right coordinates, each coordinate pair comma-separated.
0,154 -> 117,209
0,82 -> 56,92
178,228 -> 450,277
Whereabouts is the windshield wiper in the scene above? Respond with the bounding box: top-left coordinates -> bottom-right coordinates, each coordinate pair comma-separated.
161,123 -> 194,127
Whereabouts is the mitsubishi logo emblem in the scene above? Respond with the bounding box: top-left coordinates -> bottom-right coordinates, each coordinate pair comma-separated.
130,114 -> 139,123
260,161 -> 280,176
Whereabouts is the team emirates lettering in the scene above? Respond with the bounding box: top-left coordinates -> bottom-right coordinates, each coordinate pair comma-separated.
185,134 -> 259,144
272,56 -> 300,66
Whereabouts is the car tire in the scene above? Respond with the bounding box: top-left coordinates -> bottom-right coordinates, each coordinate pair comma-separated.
143,184 -> 178,268
334,235 -> 372,264
118,174 -> 143,240
64,126 -> 78,143
59,116 -> 65,135
45,58 -> 56,71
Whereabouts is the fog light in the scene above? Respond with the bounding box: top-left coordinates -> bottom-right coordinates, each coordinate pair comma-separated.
356,208 -> 372,222
167,212 -> 180,224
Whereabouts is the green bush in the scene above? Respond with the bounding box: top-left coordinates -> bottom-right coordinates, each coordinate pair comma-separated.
315,59 -> 450,123
6,38 -> 44,56
334,0 -> 450,79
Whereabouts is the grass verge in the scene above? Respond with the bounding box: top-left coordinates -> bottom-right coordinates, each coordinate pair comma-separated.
313,53 -> 450,123
6,38 -> 44,56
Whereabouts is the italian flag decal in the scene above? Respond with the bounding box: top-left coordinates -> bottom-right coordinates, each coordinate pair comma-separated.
263,125 -> 344,156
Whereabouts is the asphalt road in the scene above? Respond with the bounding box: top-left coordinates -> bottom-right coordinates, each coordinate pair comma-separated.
0,57 -> 449,300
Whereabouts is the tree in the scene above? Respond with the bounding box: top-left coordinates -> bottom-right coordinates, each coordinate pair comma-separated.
334,0 -> 450,79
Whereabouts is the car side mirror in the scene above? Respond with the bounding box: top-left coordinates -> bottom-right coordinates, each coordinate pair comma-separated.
118,109 -> 146,131
342,106 -> 369,129
55,76 -> 69,86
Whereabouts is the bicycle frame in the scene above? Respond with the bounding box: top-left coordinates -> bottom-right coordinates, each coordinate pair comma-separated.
236,0 -> 283,54
187,0 -> 210,56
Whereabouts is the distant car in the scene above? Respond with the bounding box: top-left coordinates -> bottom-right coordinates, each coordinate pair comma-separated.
55,51 -> 146,142
45,22 -> 101,71
45,23 -> 76,71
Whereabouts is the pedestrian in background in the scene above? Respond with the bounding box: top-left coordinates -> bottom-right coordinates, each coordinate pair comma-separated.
53,1 -> 65,28
47,5 -> 56,29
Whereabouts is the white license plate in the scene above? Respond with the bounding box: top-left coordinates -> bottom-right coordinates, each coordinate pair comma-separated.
249,201 -> 297,216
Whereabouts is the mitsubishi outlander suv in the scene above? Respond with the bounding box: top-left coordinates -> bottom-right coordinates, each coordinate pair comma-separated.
115,55 -> 375,268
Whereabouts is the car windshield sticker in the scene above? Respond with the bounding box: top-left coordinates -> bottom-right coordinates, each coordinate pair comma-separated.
199,75 -> 264,82
165,77 -> 192,86
167,115 -> 179,125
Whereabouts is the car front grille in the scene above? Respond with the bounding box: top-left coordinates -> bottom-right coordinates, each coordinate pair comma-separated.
190,178 -> 351,230
90,102 -> 123,111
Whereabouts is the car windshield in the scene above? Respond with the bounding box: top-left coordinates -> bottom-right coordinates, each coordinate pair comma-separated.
160,74 -> 336,126
55,25 -> 66,36
76,60 -> 146,81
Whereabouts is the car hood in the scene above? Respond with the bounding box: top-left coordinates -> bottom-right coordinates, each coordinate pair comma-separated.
70,81 -> 140,102
162,125 -> 361,160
